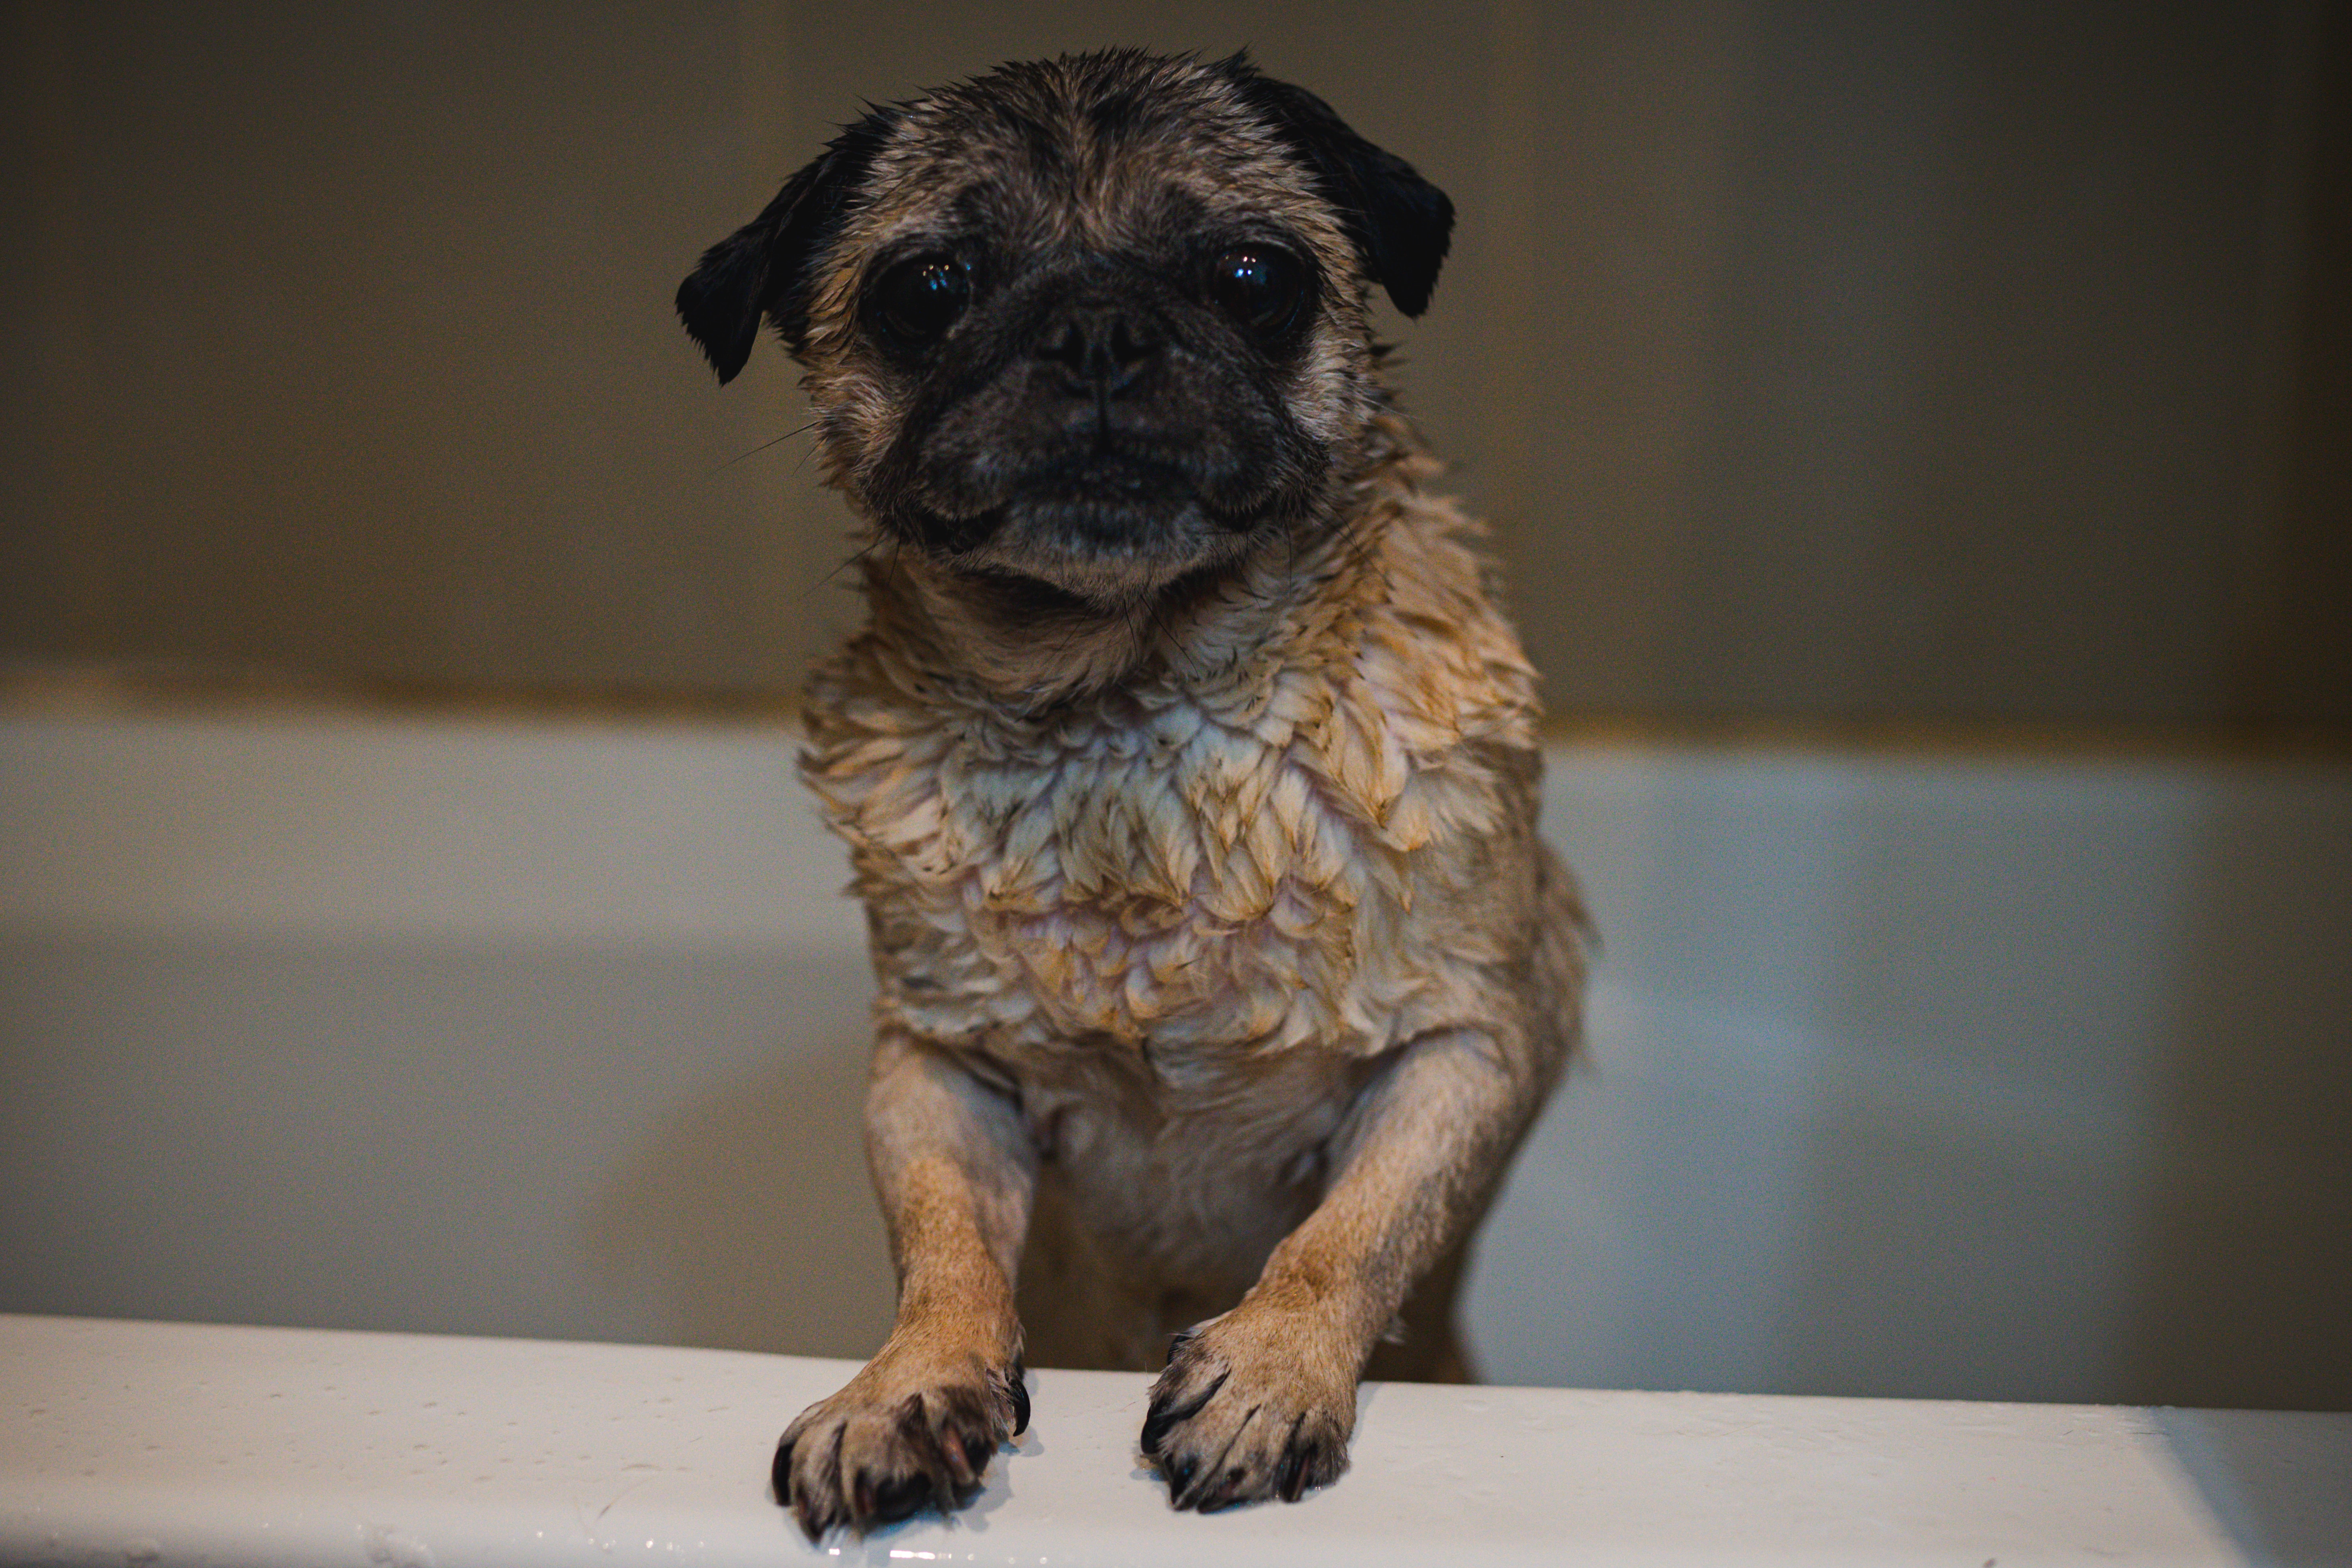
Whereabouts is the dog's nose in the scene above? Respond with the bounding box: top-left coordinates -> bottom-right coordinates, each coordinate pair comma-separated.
1034,303 -> 1163,393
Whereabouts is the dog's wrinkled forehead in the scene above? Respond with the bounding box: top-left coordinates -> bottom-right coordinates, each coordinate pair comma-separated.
674,50 -> 1453,384
840,58 -> 1350,266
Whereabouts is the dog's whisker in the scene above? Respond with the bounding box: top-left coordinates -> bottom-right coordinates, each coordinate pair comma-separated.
706,420 -> 819,477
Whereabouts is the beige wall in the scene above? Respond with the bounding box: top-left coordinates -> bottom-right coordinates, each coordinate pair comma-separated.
4,1 -> 2344,730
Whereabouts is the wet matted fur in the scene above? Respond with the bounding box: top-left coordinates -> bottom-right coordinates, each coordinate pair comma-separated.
677,48 -> 1588,1538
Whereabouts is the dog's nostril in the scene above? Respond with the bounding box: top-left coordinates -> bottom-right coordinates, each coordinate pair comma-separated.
1037,319 -> 1085,368
1108,317 -> 1159,368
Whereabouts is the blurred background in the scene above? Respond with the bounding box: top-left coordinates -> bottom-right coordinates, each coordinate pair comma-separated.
3,2 -> 2347,1414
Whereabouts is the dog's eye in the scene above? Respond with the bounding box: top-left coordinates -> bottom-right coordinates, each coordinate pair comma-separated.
1205,247 -> 1308,340
873,254 -> 971,349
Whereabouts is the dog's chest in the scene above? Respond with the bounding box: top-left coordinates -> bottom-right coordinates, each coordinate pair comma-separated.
808,661 -> 1473,1059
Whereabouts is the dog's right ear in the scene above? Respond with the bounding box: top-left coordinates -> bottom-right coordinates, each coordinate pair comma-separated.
676,111 -> 895,384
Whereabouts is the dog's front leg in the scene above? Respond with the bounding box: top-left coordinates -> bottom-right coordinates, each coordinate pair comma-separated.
1142,1026 -> 1542,1511
773,1028 -> 1034,1539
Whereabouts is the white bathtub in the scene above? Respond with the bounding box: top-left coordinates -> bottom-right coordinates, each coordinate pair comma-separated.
7,1312 -> 2347,1566
1,707 -> 2349,1562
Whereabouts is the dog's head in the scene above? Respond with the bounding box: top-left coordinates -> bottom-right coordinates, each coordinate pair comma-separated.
678,50 -> 1453,619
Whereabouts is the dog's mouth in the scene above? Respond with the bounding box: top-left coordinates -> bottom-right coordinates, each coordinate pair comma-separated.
897,450 -> 1273,606
1019,452 -> 1207,515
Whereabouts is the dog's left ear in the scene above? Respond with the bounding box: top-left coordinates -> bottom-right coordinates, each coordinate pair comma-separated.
1220,56 -> 1455,318
676,110 -> 896,383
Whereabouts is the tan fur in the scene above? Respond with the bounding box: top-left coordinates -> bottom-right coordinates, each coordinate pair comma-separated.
805,411 -> 1587,1355
695,51 -> 1590,1535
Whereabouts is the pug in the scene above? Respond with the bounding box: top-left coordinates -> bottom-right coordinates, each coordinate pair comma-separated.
676,47 -> 1588,1539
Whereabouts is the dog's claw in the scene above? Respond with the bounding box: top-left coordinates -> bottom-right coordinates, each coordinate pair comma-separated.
770,1435 -> 796,1506
792,1480 -> 833,1544
1007,1357 -> 1031,1435
1139,1404 -> 1172,1455
1140,1366 -> 1225,1458
1193,1464 -> 1250,1513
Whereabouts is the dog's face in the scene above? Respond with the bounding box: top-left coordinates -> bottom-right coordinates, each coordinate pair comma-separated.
678,51 -> 1453,614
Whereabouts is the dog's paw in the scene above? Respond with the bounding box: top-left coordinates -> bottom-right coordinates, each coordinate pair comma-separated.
1140,1310 -> 1355,1512
772,1351 -> 1029,1540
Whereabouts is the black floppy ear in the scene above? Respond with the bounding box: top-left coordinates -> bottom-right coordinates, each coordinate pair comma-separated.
675,110 -> 895,383
1219,55 -> 1455,318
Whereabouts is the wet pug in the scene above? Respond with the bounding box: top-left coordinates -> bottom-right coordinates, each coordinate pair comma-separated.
676,47 -> 1588,1539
